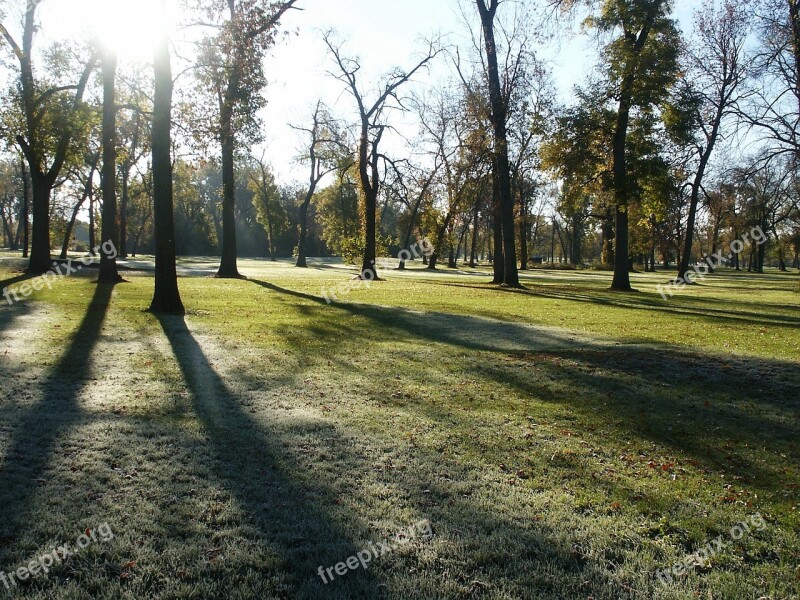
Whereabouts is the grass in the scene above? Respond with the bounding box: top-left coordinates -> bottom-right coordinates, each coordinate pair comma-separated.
0,251 -> 798,599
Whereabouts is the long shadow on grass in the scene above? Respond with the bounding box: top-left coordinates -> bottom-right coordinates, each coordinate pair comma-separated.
0,282 -> 114,547
425,280 -> 800,329
155,314 -> 384,599
173,296 -> 633,599
0,270 -> 40,292
247,279 -> 799,500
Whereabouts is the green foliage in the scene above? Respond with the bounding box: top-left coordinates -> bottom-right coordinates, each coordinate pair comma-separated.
316,175 -> 360,255
338,232 -> 391,265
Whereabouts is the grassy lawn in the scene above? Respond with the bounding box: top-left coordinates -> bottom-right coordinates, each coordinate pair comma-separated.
0,252 -> 798,599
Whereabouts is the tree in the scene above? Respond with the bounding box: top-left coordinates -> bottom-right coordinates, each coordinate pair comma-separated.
415,86 -> 478,270
579,0 -> 681,290
673,0 -> 750,283
60,151 -> 99,259
0,3 -> 96,272
748,0 -> 800,160
475,0 -> 521,287
194,0 -> 300,279
116,66 -> 153,258
324,33 -> 440,280
149,4 -> 184,315
291,101 -> 350,268
315,168 -> 360,256
736,157 -> 799,272
98,48 -> 121,282
248,156 -> 286,261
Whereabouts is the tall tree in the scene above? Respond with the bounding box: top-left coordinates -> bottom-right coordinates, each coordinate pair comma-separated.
475,0 -> 520,287
195,0 -> 299,279
584,0 -> 681,290
149,4 -> 184,315
325,33 -> 440,280
98,48 -> 121,282
673,0 -> 749,283
0,4 -> 96,272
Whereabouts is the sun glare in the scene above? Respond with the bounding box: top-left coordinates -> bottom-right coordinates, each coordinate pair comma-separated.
88,0 -> 173,60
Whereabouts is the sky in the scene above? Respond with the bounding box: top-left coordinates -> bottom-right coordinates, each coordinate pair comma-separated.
9,0 -> 698,183
256,0 -> 599,181
20,0 -> 596,181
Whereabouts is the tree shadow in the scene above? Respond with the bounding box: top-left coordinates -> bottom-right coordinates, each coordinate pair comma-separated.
0,270 -> 40,293
423,280 -> 800,329
154,314 -> 385,599
245,279 -> 799,500
156,309 -> 638,598
0,282 -> 115,543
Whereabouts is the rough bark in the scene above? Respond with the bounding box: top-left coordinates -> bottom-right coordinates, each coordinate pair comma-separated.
215,91 -> 241,277
149,20 -> 184,315
98,50 -> 121,282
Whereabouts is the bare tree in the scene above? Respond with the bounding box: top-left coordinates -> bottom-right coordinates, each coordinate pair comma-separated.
475,0 -> 520,287
290,101 -> 350,268
324,32 -> 440,280
676,0 -> 750,284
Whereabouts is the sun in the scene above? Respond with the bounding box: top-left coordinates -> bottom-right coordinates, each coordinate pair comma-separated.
89,0 -> 173,60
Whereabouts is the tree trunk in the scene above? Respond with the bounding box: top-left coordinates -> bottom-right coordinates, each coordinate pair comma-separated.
27,175 -> 53,272
455,219 -> 469,267
478,1 -> 519,287
429,211 -> 453,271
61,159 -> 96,260
519,197 -> 528,270
491,200 -> 503,281
611,86 -> 633,291
119,114 -> 139,259
99,50 -> 121,282
296,196 -> 311,267
149,20 -> 184,314
216,97 -> 241,278
1,202 -> 13,248
88,182 -> 96,254
399,176 -> 432,270
571,213 -> 583,266
20,155 -> 30,258
469,202 -> 479,267
358,124 -> 381,280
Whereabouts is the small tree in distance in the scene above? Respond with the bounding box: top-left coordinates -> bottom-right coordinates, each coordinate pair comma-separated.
324,32 -> 441,280
290,100 -> 351,268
